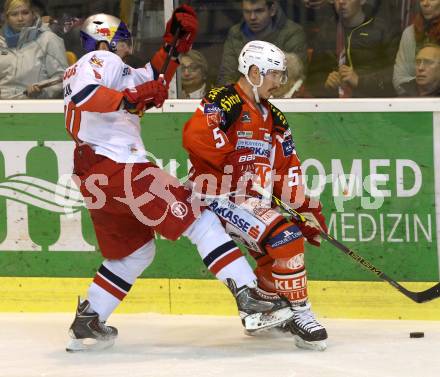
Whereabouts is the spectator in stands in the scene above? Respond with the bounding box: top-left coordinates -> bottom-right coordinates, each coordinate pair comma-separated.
393,0 -> 440,96
0,0 -> 67,99
179,49 -> 210,99
415,43 -> 440,96
56,14 -> 85,61
217,0 -> 306,85
295,0 -> 335,47
306,0 -> 399,98
271,51 -> 306,98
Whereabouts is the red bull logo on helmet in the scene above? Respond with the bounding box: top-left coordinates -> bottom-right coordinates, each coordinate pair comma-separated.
95,25 -> 118,40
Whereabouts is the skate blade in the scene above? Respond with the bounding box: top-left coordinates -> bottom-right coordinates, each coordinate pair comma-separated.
292,335 -> 327,351
244,326 -> 289,337
66,337 -> 115,353
243,307 -> 294,333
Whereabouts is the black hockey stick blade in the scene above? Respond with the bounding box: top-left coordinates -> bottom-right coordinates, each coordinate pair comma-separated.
390,280 -> 440,304
321,231 -> 440,303
252,184 -> 440,304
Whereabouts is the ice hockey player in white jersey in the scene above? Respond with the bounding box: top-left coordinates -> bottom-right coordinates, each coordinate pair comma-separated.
63,9 -> 294,352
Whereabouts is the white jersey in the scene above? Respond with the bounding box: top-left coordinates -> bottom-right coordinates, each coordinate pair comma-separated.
63,50 -> 155,163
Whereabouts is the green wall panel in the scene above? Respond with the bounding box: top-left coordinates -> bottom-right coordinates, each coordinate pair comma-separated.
0,112 -> 437,281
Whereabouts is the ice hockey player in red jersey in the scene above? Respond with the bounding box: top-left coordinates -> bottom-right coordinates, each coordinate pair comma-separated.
63,10 -> 295,352
183,40 -> 329,351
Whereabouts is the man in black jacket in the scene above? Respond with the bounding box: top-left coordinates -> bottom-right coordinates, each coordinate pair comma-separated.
306,0 -> 400,98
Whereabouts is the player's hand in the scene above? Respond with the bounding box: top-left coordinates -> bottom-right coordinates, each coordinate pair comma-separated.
225,148 -> 256,193
163,4 -> 198,54
296,202 -> 327,247
339,65 -> 359,88
324,71 -> 341,89
123,80 -> 168,115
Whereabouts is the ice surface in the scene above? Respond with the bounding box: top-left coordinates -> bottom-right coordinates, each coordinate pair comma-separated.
0,313 -> 439,377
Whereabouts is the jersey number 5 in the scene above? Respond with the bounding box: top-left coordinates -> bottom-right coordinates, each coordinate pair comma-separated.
213,127 -> 226,148
288,166 -> 300,187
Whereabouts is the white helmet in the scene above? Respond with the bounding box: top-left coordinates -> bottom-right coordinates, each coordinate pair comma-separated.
80,13 -> 131,53
238,40 -> 287,77
238,40 -> 287,103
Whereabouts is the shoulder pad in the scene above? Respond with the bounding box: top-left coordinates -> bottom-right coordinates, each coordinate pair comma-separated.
204,85 -> 242,132
268,101 -> 289,135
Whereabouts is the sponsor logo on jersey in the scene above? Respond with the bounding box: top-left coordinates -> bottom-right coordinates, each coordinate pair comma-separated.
274,276 -> 307,292
287,253 -> 305,270
253,206 -> 279,224
207,87 -> 226,101
282,137 -> 295,157
220,94 -> 241,112
171,201 -> 188,218
208,201 -> 251,233
236,139 -> 270,158
206,89 -> 241,113
204,103 -> 226,127
206,109 -> 225,128
122,66 -> 131,77
240,111 -> 251,123
89,55 -> 104,68
204,103 -> 222,114
268,225 -> 302,248
237,131 -> 253,138
248,225 -> 261,239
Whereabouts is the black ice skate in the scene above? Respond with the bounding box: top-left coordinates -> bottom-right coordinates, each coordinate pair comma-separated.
226,279 -> 294,333
286,301 -> 328,351
66,297 -> 118,352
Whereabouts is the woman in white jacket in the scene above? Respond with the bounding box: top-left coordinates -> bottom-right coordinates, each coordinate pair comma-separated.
0,0 -> 68,99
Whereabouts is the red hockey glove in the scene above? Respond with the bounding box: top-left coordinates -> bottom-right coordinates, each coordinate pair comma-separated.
163,4 -> 198,54
123,80 -> 168,114
296,201 -> 327,247
225,148 -> 256,193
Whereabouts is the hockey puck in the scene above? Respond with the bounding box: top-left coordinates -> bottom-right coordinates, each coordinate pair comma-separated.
409,332 -> 424,338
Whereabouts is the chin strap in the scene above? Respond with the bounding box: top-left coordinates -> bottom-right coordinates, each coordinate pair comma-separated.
245,72 -> 264,103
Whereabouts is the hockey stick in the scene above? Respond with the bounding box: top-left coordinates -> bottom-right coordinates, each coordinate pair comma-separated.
159,0 -> 193,78
252,184 -> 440,304
8,77 -> 63,99
159,27 -> 180,78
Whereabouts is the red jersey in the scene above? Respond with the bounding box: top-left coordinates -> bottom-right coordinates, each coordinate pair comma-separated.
183,84 -> 306,207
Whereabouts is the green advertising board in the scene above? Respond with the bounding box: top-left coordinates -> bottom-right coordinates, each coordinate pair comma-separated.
0,111 -> 438,282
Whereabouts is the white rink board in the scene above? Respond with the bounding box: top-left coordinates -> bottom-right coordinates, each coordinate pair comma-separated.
0,313 -> 439,377
2,98 -> 440,113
